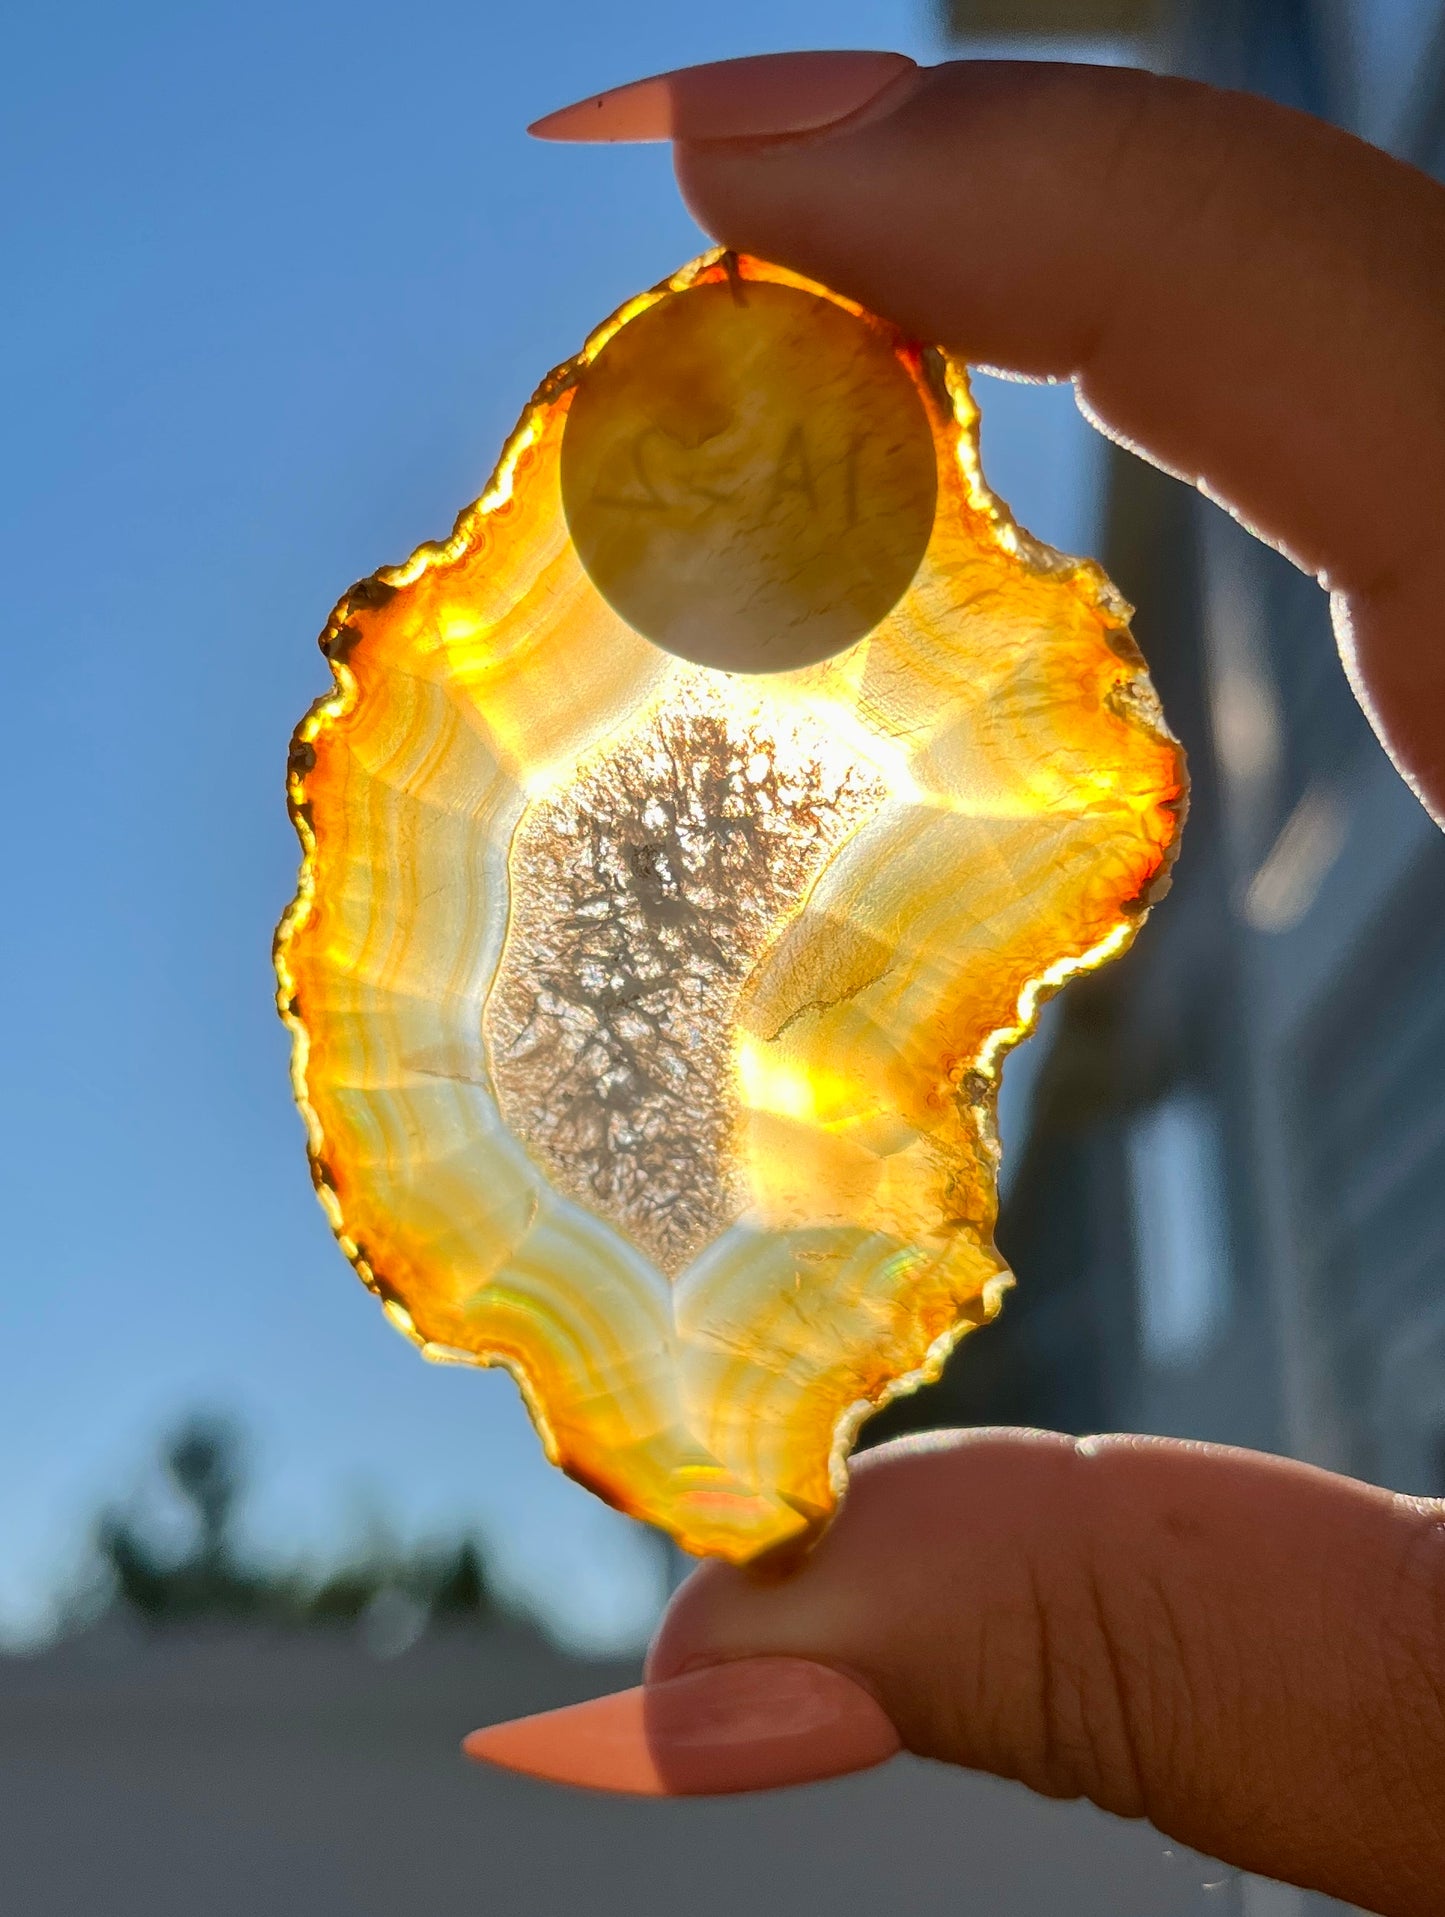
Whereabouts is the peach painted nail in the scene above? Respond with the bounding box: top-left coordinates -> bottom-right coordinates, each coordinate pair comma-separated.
528,50 -> 917,144
463,1655 -> 901,1795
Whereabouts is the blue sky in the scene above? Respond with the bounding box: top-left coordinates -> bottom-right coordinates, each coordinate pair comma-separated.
0,0 -> 1102,1651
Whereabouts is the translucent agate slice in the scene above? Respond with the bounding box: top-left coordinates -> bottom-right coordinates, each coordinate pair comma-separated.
275,251 -> 1185,1562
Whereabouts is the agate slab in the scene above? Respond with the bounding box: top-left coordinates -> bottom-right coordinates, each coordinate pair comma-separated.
275,252 -> 1185,1561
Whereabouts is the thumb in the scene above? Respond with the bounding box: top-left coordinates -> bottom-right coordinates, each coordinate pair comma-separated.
649,1432 -> 1445,1917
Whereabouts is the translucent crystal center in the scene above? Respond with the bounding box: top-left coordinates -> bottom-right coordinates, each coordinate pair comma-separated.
485,681 -> 888,1274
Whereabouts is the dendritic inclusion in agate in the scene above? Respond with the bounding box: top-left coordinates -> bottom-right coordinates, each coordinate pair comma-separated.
275,251 -> 1185,1562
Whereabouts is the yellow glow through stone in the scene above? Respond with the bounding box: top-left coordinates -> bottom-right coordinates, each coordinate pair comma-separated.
275,251 -> 1186,1562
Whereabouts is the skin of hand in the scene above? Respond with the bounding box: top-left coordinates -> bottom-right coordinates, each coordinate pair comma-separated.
469,56 -> 1445,1917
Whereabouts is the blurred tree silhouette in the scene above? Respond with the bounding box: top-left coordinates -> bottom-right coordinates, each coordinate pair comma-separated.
168,1417 -> 241,1574
93,1415 -> 496,1634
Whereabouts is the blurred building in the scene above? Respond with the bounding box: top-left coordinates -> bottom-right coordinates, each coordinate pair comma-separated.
0,1618 -> 1261,1917
913,0 -> 1445,1508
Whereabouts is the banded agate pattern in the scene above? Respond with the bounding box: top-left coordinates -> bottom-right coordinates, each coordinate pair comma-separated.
275,252 -> 1185,1561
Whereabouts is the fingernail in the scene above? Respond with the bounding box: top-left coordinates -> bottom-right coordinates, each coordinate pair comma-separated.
463,1655 -> 901,1796
528,50 -> 917,145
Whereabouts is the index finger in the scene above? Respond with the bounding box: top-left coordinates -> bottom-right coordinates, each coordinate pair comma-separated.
668,61 -> 1445,820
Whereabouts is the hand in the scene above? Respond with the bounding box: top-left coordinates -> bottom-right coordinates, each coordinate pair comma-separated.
468,57 -> 1445,1917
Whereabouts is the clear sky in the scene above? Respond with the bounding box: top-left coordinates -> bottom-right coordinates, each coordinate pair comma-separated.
0,0 -> 1103,1651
